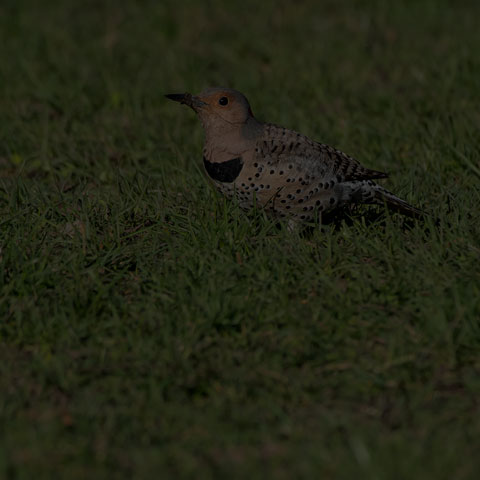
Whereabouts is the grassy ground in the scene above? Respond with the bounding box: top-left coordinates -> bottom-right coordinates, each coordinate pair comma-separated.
1,0 -> 480,478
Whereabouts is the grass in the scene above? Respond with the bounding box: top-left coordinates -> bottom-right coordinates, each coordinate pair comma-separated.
1,0 -> 480,478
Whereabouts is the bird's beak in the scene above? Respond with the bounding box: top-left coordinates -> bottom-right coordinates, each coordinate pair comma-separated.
165,92 -> 206,111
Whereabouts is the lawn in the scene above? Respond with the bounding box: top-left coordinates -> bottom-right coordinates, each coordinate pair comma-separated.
1,0 -> 480,478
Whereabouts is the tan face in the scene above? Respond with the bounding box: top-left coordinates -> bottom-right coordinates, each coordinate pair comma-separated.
166,87 -> 254,126
195,88 -> 253,125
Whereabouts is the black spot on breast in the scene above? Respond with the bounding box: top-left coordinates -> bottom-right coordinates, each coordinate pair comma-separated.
203,157 -> 244,183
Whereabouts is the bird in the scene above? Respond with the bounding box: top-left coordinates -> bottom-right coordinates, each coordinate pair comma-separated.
165,87 -> 423,224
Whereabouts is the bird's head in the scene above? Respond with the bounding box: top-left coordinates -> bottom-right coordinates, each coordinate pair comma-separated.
166,87 -> 255,131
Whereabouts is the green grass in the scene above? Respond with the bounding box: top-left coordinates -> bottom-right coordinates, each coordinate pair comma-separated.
1,0 -> 480,478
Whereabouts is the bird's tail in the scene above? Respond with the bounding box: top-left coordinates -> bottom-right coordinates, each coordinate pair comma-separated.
372,185 -> 424,219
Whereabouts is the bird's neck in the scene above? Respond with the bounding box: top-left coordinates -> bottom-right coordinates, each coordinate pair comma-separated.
203,117 -> 263,161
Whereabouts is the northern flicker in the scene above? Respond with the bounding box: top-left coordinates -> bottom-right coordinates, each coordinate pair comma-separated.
166,87 -> 422,223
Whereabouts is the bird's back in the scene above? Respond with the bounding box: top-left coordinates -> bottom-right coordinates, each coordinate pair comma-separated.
222,123 -> 387,221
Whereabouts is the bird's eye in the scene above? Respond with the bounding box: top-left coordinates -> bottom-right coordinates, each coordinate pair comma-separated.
218,96 -> 229,106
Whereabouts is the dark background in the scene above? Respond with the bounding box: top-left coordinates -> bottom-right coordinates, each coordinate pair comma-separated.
1,1 -> 479,478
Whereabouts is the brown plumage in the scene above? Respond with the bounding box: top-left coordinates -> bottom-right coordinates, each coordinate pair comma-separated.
166,87 -> 423,223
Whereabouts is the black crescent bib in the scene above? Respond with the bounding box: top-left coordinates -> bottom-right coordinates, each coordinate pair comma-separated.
203,157 -> 244,183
